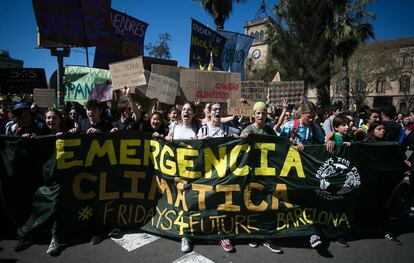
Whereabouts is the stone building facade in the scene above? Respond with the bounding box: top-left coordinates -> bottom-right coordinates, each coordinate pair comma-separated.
244,17 -> 272,69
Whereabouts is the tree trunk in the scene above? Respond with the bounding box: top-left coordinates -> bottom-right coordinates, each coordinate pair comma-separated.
342,57 -> 350,110
316,84 -> 331,108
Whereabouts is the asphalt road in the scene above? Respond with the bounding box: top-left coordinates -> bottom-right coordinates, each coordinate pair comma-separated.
1,216 -> 414,263
2,182 -> 414,263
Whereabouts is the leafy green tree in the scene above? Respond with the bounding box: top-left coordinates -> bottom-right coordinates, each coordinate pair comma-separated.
145,33 -> 172,59
329,0 -> 375,109
268,0 -> 333,107
194,0 -> 244,31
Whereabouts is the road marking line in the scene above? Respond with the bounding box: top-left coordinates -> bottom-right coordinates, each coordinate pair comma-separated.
111,233 -> 160,252
172,251 -> 215,263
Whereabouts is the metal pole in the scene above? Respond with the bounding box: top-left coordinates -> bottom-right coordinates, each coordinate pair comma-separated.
51,48 -> 70,108
56,54 -> 64,107
85,46 -> 89,67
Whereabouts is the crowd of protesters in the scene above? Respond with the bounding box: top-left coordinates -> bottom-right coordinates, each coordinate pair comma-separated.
1,90 -> 414,256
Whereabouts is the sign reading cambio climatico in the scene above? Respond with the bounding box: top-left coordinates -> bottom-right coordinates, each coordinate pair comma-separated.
180,69 -> 241,102
109,57 -> 146,90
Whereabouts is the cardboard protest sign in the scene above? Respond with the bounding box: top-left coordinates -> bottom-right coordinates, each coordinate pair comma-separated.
180,69 -> 241,102
33,0 -> 113,47
33,89 -> 55,108
0,68 -> 47,95
189,18 -> 227,70
241,81 -> 266,101
109,57 -> 146,91
227,99 -> 254,117
94,9 -> 149,69
268,81 -> 305,108
220,30 -> 254,80
146,73 -> 179,105
64,66 -> 112,104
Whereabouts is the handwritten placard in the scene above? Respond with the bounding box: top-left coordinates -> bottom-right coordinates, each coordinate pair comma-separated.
180,69 -> 241,102
241,81 -> 266,101
109,57 -> 146,90
146,73 -> 179,105
64,66 -> 112,104
33,88 -> 55,108
227,99 -> 254,117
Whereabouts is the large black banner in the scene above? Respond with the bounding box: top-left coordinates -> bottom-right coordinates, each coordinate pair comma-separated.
93,9 -> 149,69
0,133 -> 405,239
53,133 -> 404,239
189,18 -> 227,70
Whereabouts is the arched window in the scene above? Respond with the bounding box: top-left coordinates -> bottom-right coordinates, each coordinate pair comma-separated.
400,102 -> 407,114
335,80 -> 342,94
259,30 -> 264,42
403,53 -> 411,65
376,77 -> 385,93
254,31 -> 259,43
400,75 -> 411,92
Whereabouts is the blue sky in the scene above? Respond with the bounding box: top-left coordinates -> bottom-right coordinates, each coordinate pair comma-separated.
1,0 -> 413,83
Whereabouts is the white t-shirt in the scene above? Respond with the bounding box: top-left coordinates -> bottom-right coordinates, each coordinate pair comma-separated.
171,122 -> 197,139
197,123 -> 239,138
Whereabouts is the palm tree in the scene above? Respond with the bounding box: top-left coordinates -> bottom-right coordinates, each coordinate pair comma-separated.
194,0 -> 244,31
329,0 -> 375,109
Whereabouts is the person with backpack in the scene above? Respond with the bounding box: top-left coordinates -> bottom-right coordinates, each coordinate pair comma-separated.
279,101 -> 323,151
197,102 -> 239,140
279,101 -> 325,249
196,102 -> 239,252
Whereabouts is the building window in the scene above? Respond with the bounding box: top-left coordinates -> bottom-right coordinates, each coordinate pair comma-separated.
254,31 -> 259,43
259,30 -> 264,42
403,53 -> 411,65
335,80 -> 342,94
376,78 -> 385,93
400,75 -> 411,92
400,102 -> 407,114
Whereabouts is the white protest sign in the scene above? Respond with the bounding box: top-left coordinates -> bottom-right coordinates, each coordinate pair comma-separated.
146,72 -> 179,105
33,88 -> 55,108
109,57 -> 146,90
241,81 -> 266,101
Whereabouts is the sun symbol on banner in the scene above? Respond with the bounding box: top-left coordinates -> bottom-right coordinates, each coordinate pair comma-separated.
78,206 -> 93,221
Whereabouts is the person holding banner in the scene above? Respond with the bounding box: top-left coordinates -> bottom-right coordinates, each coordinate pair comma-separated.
110,87 -> 143,133
240,101 -> 283,253
197,102 -> 240,139
279,101 -> 325,249
44,108 -> 64,136
140,111 -> 168,138
165,102 -> 199,142
241,101 -> 276,138
5,102 -> 48,137
164,102 -> 199,253
279,101 -> 324,151
68,100 -> 113,135
196,102 -> 239,252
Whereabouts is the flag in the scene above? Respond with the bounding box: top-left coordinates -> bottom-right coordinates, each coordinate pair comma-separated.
219,30 -> 254,80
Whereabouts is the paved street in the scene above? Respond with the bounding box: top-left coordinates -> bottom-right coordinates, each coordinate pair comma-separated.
2,180 -> 414,263
2,217 -> 414,263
